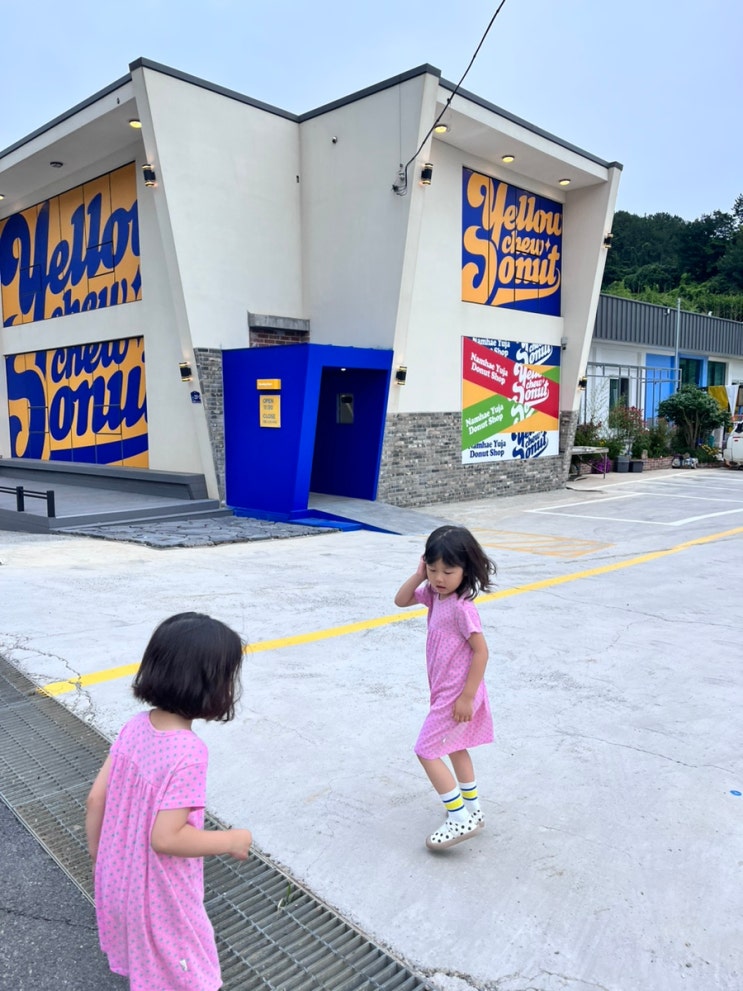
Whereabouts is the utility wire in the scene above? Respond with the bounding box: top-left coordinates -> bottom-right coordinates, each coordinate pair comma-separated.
393,0 -> 509,194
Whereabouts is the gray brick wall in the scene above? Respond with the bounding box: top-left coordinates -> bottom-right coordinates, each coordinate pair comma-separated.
249,329 -> 309,347
193,349 -> 226,502
377,411 -> 579,507
192,345 -> 582,510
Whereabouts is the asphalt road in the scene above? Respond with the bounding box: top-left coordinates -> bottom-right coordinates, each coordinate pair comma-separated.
0,800 -> 125,990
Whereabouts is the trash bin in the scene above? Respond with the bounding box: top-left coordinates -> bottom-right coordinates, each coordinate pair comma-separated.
615,456 -> 630,473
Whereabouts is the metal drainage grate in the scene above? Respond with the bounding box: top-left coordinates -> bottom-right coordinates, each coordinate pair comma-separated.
0,656 -> 432,991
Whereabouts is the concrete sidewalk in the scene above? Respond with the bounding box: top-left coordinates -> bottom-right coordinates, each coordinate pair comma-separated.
1,468 -> 741,991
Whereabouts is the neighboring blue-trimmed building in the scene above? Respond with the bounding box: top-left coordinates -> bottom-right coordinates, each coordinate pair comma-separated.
585,294 -> 743,426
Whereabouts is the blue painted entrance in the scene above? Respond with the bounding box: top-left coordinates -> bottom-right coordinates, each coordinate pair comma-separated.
223,344 -> 393,519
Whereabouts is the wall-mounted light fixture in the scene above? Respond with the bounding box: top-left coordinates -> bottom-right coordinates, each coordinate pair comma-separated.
501,154 -> 515,164
142,164 -> 157,187
420,163 -> 433,186
179,361 -> 193,383
578,376 -> 588,390
603,233 -> 613,248
560,336 -> 568,351
395,365 -> 408,385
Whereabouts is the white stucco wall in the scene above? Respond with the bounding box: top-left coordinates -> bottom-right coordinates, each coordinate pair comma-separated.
298,72 -> 436,349
132,66 -> 304,351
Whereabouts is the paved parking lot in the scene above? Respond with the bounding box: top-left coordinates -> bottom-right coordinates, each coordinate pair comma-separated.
1,468 -> 741,991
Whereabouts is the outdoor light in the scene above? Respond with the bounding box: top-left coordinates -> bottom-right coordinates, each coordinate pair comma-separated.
179,362 -> 193,383
420,163 -> 433,186
395,365 -> 408,385
50,161 -> 63,168
558,178 -> 571,186
433,123 -> 449,134
142,164 -> 157,187
0,194 -> 4,201
129,119 -> 142,129
501,154 -> 515,163
578,376 -> 588,390
603,233 -> 614,248
561,337 -> 568,351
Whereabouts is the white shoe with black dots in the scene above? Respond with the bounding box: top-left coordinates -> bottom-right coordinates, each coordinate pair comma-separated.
425,815 -> 480,851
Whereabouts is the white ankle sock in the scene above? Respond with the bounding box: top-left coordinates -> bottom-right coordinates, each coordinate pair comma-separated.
439,786 -> 468,824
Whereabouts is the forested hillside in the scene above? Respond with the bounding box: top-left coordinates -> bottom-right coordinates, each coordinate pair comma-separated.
601,195 -> 743,321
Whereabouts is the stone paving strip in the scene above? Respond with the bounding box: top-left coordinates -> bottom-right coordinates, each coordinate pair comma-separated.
56,517 -> 340,548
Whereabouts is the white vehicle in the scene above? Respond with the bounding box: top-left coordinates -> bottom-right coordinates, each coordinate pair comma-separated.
724,422 -> 743,467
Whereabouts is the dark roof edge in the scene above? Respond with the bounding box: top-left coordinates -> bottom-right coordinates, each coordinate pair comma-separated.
0,60 -> 623,171
298,64 -> 441,122
0,75 -> 131,162
129,58 -> 299,121
439,77 -> 623,172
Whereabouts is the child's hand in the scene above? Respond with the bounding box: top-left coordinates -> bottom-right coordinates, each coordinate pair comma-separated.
226,828 -> 253,860
453,694 -> 473,722
416,556 -> 428,580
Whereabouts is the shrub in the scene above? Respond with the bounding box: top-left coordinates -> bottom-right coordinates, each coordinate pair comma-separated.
591,455 -> 613,474
696,444 -> 722,463
644,418 -> 674,458
598,436 -> 625,460
574,420 -> 603,446
657,385 -> 731,450
607,399 -> 644,445
631,430 -> 651,459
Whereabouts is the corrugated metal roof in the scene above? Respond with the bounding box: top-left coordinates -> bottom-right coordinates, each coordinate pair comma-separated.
594,295 -> 743,358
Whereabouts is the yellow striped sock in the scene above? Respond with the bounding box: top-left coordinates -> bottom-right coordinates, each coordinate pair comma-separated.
440,787 -> 467,822
459,780 -> 480,813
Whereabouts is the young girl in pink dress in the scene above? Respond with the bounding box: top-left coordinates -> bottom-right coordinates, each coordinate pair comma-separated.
85,612 -> 252,990
395,525 -> 496,851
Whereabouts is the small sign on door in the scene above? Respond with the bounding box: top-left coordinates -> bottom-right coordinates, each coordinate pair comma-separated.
259,394 -> 281,428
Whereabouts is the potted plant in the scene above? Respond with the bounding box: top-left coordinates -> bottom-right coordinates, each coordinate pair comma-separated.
607,400 -> 644,471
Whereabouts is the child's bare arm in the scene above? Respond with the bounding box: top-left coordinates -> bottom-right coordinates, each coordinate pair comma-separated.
151,808 -> 252,860
85,756 -> 112,861
394,557 -> 428,607
453,632 -> 489,722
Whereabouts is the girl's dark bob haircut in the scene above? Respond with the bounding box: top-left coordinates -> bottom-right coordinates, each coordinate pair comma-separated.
423,525 -> 496,600
133,612 -> 243,722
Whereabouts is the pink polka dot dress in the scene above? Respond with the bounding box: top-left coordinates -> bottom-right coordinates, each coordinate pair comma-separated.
94,710 -> 222,990
413,584 -> 493,759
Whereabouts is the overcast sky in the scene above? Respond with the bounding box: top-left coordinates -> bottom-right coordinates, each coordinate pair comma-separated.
2,0 -> 740,221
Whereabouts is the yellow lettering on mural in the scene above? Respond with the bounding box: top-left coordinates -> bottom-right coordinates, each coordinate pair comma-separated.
462,226 -> 496,303
462,169 -> 562,311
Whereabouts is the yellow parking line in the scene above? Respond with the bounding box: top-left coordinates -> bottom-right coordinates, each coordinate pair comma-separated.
40,524 -> 743,696
40,613 -> 422,696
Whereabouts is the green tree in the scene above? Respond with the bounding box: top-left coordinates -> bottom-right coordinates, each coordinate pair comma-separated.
601,197 -> 743,318
715,235 -> 743,292
657,385 -> 731,450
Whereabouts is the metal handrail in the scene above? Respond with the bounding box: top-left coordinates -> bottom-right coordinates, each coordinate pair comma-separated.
0,484 -> 56,517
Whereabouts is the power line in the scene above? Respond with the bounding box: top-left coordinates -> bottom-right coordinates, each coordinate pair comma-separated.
393,0 -> 509,195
